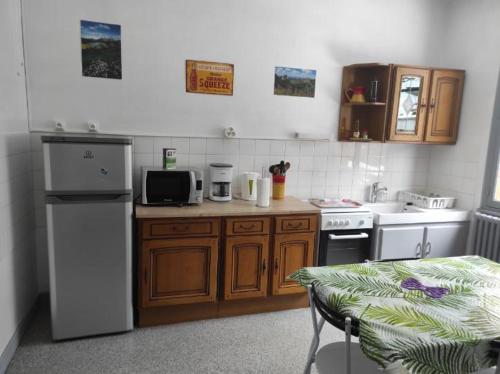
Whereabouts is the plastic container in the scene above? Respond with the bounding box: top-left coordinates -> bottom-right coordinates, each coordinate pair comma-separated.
272,175 -> 286,200
398,191 -> 456,209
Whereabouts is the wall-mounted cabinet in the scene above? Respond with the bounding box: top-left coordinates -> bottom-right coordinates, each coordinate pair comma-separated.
338,64 -> 393,143
338,63 -> 465,145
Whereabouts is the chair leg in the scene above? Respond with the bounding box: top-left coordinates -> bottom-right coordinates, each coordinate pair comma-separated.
304,287 -> 325,374
345,317 -> 352,374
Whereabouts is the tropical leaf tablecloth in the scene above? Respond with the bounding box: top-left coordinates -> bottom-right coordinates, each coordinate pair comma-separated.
289,256 -> 500,374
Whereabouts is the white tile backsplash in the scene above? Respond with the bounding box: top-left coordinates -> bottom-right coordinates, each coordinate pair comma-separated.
255,140 -> 270,155
171,137 -> 190,153
126,136 -> 433,201
189,137 -> 207,154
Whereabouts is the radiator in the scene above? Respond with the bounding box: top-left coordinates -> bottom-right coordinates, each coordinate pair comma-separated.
473,212 -> 500,261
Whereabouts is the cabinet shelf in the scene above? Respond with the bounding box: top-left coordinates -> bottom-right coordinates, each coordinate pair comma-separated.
342,102 -> 386,107
338,64 -> 393,143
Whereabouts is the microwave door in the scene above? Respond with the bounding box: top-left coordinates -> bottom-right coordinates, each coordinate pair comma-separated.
145,171 -> 190,204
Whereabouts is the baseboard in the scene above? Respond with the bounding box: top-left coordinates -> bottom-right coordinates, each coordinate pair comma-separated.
0,294 -> 41,374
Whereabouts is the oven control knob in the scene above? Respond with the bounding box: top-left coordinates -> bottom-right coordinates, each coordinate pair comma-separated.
327,220 -> 334,227
344,219 -> 351,226
333,220 -> 340,226
338,220 -> 345,226
359,219 -> 365,226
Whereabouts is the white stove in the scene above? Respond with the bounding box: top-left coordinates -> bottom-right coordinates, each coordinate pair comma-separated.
309,199 -> 374,231
309,199 -> 374,266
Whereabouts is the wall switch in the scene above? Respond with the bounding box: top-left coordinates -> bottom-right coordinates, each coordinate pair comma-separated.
54,120 -> 65,131
88,121 -> 98,133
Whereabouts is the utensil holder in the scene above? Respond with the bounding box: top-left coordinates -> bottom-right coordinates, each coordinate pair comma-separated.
272,175 -> 286,200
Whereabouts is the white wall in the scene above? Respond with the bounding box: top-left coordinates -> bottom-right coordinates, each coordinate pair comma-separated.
426,0 -> 500,210
22,0 -> 448,139
0,0 -> 38,367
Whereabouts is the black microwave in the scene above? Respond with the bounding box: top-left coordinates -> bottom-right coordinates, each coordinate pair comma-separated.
141,168 -> 203,205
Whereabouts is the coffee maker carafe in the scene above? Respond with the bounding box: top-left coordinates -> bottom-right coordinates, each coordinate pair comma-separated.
209,163 -> 233,202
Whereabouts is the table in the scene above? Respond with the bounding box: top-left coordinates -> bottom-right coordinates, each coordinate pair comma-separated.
290,256 -> 500,374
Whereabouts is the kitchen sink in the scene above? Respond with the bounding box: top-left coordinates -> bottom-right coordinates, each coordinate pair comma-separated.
365,201 -> 470,225
368,202 -> 422,214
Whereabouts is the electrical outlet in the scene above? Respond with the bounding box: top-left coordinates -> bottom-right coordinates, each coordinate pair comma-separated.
88,121 -> 99,133
54,120 -> 65,131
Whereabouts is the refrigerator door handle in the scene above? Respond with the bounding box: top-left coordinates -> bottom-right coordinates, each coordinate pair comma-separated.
46,194 -> 132,204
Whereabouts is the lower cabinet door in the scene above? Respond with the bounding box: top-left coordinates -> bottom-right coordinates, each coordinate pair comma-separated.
224,235 -> 269,300
378,226 -> 425,260
423,223 -> 468,258
141,237 -> 218,307
272,233 -> 315,295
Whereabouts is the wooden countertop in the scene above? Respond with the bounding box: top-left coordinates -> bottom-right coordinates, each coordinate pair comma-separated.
135,196 -> 320,218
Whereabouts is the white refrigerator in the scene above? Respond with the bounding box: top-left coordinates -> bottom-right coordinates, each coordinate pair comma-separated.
42,136 -> 133,340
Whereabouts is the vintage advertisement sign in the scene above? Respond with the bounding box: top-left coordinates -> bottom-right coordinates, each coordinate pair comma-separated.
186,60 -> 234,95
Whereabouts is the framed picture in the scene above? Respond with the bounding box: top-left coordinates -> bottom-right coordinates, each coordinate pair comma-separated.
186,60 -> 234,95
81,20 -> 122,79
274,66 -> 316,98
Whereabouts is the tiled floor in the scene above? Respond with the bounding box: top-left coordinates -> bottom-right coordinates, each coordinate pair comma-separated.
7,302 -> 344,374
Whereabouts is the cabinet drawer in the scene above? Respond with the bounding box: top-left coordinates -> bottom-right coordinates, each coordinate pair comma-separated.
142,218 -> 220,238
225,217 -> 270,236
275,215 -> 317,233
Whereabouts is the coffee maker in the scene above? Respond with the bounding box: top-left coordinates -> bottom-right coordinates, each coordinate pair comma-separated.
209,163 -> 233,202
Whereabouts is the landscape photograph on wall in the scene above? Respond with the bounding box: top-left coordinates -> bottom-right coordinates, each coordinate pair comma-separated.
81,20 -> 122,79
274,67 -> 316,98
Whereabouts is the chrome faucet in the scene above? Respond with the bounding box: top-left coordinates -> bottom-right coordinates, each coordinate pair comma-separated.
369,182 -> 388,203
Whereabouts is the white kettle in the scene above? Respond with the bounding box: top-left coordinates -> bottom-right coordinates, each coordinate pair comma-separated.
240,172 -> 259,201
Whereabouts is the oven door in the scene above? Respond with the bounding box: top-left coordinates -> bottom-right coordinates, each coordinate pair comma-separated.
143,170 -> 192,204
318,229 -> 371,266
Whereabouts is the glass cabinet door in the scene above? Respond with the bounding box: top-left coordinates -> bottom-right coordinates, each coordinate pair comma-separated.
388,67 -> 431,142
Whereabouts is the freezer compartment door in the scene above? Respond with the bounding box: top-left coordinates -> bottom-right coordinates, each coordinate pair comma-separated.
46,199 -> 133,340
43,142 -> 132,192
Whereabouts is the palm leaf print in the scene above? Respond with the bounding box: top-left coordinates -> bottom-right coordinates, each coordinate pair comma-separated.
417,264 -> 498,287
327,293 -> 360,315
403,283 -> 476,310
465,295 -> 500,339
386,337 -> 480,374
323,273 -> 403,298
358,320 -> 390,367
373,260 -> 415,283
364,305 -> 479,343
333,263 -> 380,277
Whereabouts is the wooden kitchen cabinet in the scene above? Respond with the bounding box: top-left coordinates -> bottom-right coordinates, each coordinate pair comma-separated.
387,66 -> 464,144
424,69 -> 465,144
338,63 -> 464,145
387,66 -> 431,142
223,235 -> 269,300
136,200 -> 320,326
272,232 -> 315,295
141,237 -> 219,307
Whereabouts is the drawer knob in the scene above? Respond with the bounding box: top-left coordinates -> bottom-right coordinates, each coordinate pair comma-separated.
240,223 -> 257,230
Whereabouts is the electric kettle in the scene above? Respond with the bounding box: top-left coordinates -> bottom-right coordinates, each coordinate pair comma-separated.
240,172 -> 259,201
